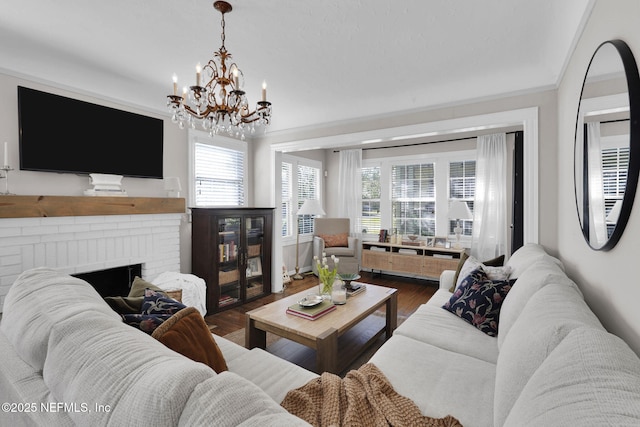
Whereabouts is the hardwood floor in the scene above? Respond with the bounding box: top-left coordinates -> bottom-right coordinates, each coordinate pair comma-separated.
205,271 -> 439,337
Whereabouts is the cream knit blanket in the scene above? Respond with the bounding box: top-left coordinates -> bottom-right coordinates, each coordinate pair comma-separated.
281,363 -> 462,427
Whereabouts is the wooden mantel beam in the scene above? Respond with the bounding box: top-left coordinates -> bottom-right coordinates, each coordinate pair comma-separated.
0,195 -> 186,218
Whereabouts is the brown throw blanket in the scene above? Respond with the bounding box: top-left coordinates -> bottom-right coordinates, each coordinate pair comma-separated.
281,363 -> 462,427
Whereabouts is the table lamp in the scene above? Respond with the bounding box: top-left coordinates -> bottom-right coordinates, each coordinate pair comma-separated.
449,200 -> 472,248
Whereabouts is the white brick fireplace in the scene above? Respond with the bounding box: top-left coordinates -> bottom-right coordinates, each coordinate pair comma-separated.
0,197 -> 185,312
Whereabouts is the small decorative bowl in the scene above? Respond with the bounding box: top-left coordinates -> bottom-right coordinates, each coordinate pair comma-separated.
339,273 -> 361,285
408,235 -> 418,241
298,294 -> 323,307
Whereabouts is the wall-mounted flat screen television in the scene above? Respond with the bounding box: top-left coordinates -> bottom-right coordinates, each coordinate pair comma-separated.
18,86 -> 164,179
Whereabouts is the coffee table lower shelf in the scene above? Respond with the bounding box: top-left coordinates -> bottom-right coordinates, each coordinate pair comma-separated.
267,314 -> 388,374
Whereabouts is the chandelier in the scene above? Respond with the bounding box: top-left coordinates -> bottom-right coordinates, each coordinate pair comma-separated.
167,1 -> 271,140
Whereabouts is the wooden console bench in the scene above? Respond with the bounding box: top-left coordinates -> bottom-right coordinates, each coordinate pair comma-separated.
361,241 -> 464,279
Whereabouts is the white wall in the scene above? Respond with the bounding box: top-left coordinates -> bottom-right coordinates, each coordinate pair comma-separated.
0,73 -> 192,273
557,0 -> 640,355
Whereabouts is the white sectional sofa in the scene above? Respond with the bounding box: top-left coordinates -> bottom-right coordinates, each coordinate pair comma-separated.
0,268 -> 315,426
370,243 -> 640,426
1,243 -> 640,426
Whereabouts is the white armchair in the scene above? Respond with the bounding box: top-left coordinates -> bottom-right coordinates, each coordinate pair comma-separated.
312,218 -> 359,276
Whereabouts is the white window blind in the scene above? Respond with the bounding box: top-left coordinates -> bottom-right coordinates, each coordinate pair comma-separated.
449,160 -> 476,235
297,164 -> 320,235
602,145 -> 629,236
391,163 -> 435,236
194,141 -> 246,206
361,166 -> 381,234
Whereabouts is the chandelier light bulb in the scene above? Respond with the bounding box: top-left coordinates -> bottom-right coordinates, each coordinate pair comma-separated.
233,68 -> 239,89
195,63 -> 202,86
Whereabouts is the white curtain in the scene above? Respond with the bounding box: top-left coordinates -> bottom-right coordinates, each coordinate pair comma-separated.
586,122 -> 607,246
338,149 -> 362,233
471,133 -> 508,260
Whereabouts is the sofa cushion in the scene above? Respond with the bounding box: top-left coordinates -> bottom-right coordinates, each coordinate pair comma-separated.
504,327 -> 640,426
0,331 -> 75,427
319,233 -> 349,247
179,371 -> 311,426
214,334 -> 251,363
152,306 -> 228,373
393,289 -> 499,364
443,268 -> 514,337
497,256 -> 579,349
44,311 -> 216,426
228,347 -> 319,404
0,268 -> 121,371
505,243 -> 563,278
493,283 -> 605,426
369,334 -> 496,427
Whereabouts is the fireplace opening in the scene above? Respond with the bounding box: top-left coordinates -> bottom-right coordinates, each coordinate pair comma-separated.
74,264 -> 142,297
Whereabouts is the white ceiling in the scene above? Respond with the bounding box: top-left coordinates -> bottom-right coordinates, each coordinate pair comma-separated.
0,0 -> 593,134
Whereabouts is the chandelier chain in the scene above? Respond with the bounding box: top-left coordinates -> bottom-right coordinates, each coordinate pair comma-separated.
220,10 -> 226,50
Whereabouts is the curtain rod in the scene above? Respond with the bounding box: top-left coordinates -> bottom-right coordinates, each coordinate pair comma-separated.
332,131 -> 520,152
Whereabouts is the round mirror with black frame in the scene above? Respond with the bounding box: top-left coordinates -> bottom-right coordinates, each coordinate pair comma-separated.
574,39 -> 640,251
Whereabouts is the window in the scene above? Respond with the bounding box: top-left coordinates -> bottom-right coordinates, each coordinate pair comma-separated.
361,166 -> 381,234
391,163 -> 435,236
191,133 -> 247,207
449,160 -> 476,236
281,155 -> 322,238
362,151 -> 476,240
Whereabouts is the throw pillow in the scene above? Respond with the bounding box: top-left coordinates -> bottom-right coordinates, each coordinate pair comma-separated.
142,288 -> 186,315
320,233 -> 349,248
152,306 -> 228,373
104,276 -> 167,314
442,267 -> 515,337
121,313 -> 172,334
450,254 -> 507,292
129,276 -> 166,297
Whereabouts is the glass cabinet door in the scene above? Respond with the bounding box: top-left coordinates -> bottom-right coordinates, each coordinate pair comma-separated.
245,215 -> 265,300
218,216 -> 241,308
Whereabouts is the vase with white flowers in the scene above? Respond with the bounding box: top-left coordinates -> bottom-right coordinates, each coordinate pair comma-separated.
315,253 -> 339,299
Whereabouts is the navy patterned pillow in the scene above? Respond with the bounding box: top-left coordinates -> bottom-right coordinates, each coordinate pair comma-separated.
121,313 -> 172,334
141,288 -> 186,315
442,267 -> 515,337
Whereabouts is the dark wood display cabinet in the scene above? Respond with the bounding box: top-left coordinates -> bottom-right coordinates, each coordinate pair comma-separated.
191,207 -> 274,314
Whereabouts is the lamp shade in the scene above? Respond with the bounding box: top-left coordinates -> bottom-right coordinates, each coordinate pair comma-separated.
297,199 -> 326,216
449,200 -> 472,220
163,176 -> 182,192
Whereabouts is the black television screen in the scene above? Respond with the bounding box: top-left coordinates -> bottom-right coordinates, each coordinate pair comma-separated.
18,86 -> 164,179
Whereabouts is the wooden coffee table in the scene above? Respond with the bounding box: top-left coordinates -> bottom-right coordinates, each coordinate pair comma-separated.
245,283 -> 398,374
